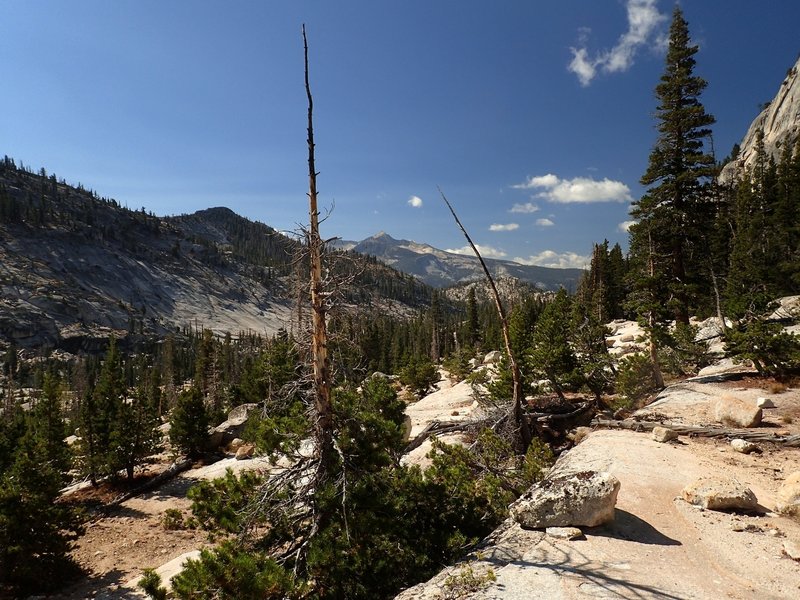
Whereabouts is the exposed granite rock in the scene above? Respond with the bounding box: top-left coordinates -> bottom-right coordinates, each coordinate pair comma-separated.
720,56 -> 800,183
208,403 -> 259,449
511,470 -> 620,529
730,439 -> 759,454
545,526 -> 583,540
681,477 -> 759,512
714,396 -> 763,428
652,426 -> 679,443
775,471 -> 800,518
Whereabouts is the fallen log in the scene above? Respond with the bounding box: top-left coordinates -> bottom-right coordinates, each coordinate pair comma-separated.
109,458 -> 194,506
531,401 -> 596,444
592,418 -> 800,447
403,420 -> 477,453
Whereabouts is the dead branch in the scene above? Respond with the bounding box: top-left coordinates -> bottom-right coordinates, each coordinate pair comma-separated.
438,188 -> 532,451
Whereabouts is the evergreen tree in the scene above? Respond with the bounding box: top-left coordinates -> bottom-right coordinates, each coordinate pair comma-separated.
571,297 -> 614,401
526,289 -> 578,400
28,372 -> 71,478
81,338 -> 125,483
0,418 -> 82,594
170,386 -> 209,459
630,6 -> 716,325
463,286 -> 480,349
108,369 -> 160,481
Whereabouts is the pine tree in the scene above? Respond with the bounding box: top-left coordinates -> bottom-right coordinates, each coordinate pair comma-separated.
29,373 -> 71,478
109,368 -> 160,481
526,289 -> 578,400
725,130 -> 779,317
81,337 -> 125,483
630,6 -> 716,325
0,410 -> 82,594
170,386 -> 209,459
463,286 -> 479,350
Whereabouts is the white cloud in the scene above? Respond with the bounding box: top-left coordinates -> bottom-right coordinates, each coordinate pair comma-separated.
489,223 -> 519,232
514,250 -> 590,269
568,47 -> 597,87
408,195 -> 423,208
568,0 -> 667,86
618,220 -> 636,232
446,244 -> 508,259
509,202 -> 540,214
514,173 -> 633,203
536,218 -> 555,227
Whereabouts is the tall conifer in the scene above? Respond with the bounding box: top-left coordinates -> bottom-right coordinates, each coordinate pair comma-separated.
630,6 -> 716,325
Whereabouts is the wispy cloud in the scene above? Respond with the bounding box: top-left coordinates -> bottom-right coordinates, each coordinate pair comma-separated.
446,244 -> 507,259
509,202 -> 540,214
489,223 -> 519,232
408,195 -> 423,208
568,0 -> 667,86
514,250 -> 590,269
513,173 -> 632,203
536,218 -> 555,227
618,220 -> 636,232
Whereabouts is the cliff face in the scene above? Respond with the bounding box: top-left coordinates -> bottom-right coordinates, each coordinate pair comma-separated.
720,55 -> 800,182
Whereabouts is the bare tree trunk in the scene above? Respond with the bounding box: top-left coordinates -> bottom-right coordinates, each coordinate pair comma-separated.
304,25 -> 334,464
303,23 -> 335,509
709,264 -> 728,336
439,189 -> 532,450
647,231 -> 665,389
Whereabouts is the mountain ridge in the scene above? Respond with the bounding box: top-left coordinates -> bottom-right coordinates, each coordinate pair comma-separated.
0,160 -> 432,351
333,231 -> 584,290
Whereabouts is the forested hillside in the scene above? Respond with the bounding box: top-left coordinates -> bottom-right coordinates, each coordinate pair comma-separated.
0,159 -> 440,354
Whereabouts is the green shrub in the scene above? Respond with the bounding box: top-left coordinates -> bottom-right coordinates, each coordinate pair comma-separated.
187,468 -> 263,534
725,319 -> 800,379
138,568 -> 167,600
659,323 -> 709,376
442,349 -> 474,381
443,563 -> 496,599
615,353 -> 659,409
171,542 -> 301,600
161,508 -> 186,531
399,359 -> 439,397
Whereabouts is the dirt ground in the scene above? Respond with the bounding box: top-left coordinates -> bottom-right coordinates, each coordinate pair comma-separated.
51,456 -> 274,599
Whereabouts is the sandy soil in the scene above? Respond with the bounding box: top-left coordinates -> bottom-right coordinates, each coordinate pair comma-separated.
52,456 -> 275,599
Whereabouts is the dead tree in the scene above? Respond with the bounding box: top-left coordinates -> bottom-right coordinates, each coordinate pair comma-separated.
303,25 -> 336,536
439,188 -> 532,451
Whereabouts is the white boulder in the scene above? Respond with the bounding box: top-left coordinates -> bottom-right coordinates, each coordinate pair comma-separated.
511,470 -> 620,529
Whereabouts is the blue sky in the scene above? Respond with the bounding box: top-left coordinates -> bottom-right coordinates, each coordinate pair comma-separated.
2,1 -> 799,269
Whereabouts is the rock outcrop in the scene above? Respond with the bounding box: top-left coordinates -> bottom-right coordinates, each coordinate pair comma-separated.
720,56 -> 800,183
208,403 -> 260,449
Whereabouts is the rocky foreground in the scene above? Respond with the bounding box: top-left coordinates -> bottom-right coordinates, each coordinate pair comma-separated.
397,371 -> 800,600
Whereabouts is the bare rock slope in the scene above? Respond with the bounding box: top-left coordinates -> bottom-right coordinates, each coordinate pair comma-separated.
397,378 -> 800,599
720,55 -> 800,182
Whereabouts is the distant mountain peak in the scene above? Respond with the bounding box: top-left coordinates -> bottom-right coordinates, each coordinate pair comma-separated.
349,231 -> 583,290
